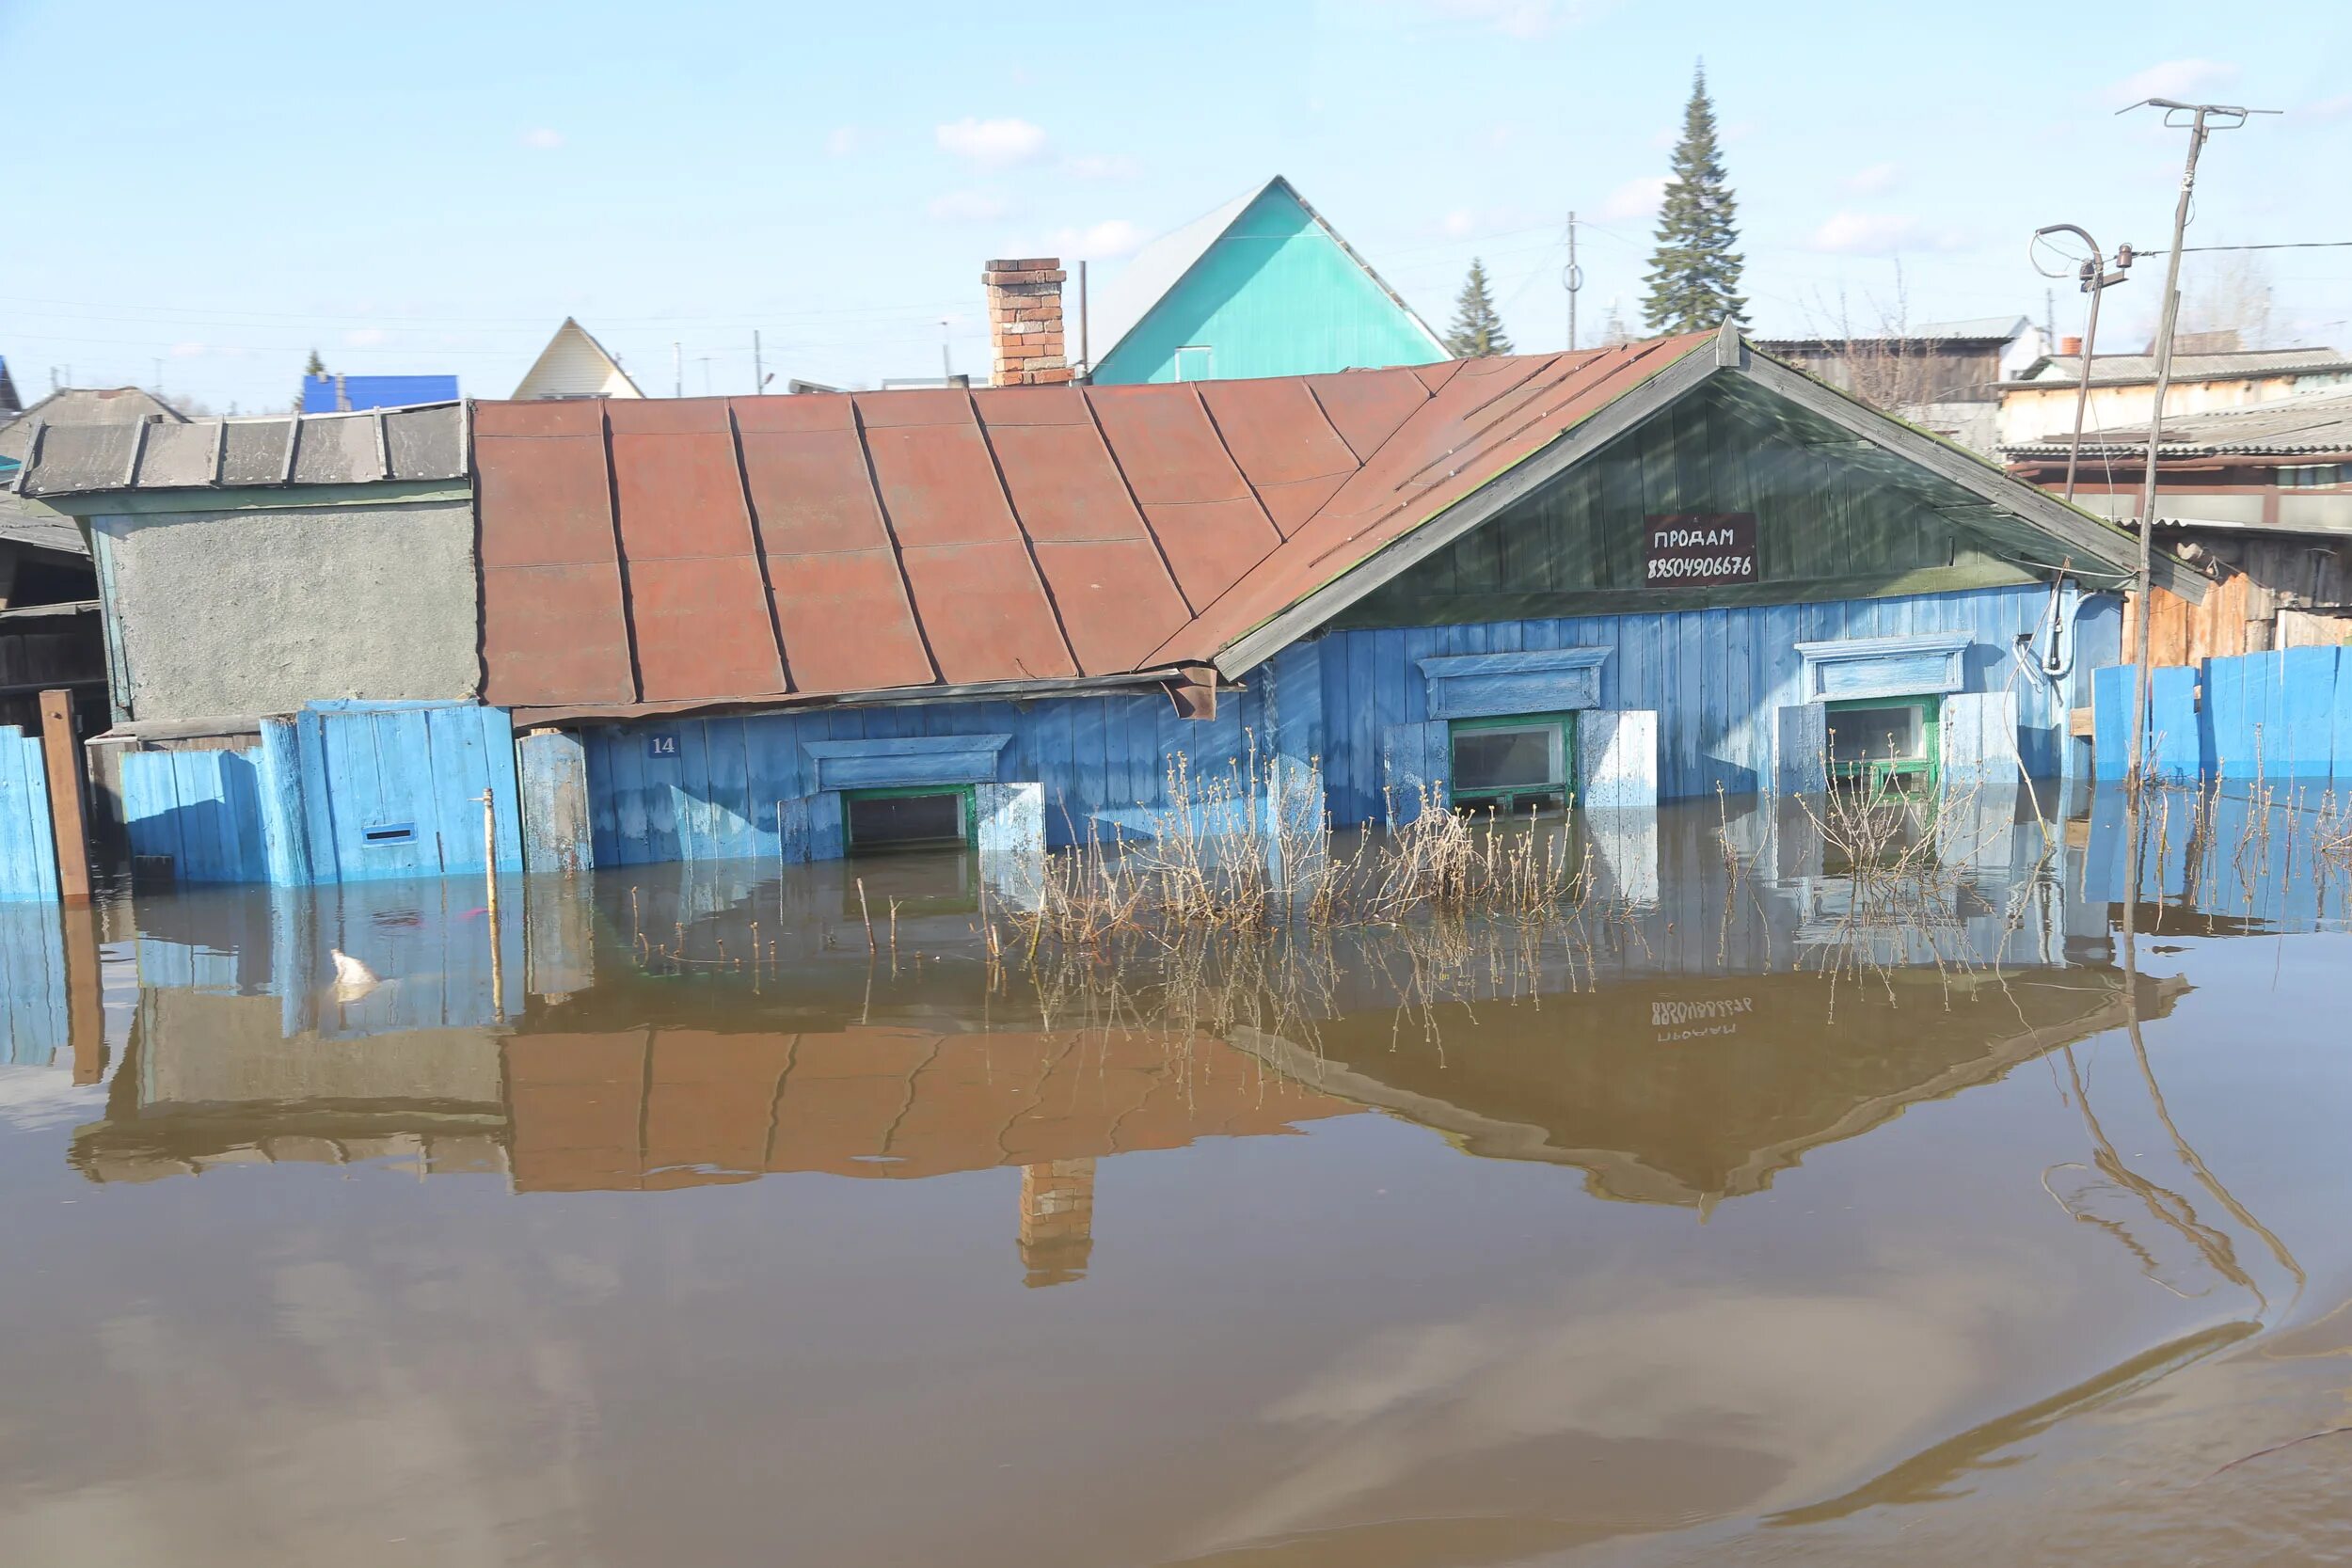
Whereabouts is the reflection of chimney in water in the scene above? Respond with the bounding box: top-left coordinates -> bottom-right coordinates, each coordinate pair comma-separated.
1018,1158 -> 1096,1287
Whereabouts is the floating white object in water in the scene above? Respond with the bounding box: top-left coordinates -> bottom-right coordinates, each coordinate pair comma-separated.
330,948 -> 380,996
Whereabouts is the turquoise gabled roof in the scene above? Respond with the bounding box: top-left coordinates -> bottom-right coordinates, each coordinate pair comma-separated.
1086,176 -> 1449,384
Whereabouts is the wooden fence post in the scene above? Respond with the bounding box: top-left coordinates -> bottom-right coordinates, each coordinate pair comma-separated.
38,689 -> 91,904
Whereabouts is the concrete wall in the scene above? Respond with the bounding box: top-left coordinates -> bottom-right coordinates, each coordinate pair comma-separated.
89,496 -> 479,722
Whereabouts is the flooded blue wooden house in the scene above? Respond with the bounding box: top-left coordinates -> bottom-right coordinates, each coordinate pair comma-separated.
15,268 -> 2204,894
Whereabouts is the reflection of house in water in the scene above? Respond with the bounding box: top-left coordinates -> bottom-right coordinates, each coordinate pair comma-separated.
1242,966 -> 2183,1209
69,798 -> 2203,1245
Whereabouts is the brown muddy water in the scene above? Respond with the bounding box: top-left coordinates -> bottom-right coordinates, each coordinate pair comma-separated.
3,795 -> 2350,1566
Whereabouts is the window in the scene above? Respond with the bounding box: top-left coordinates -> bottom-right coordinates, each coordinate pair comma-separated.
2279,464 -> 2344,489
1827,697 -> 1940,796
1174,345 -> 1214,382
842,786 -> 975,852
1449,712 -> 1576,814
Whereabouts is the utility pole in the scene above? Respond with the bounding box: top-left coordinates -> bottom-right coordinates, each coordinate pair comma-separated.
754,330 -> 765,394
1562,211 -> 1582,352
2117,97 -> 2274,798
673,341 -> 682,398
2030,222 -> 2134,503
940,319 -> 953,383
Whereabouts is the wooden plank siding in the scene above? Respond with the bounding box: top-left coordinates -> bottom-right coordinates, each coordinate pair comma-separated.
1341,378 -> 2034,626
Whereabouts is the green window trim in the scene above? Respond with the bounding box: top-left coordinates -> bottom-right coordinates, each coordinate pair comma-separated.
841,784 -> 979,852
1447,711 -> 1579,815
1826,696 -> 1941,797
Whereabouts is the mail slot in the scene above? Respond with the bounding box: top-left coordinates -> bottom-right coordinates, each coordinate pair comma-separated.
362,822 -> 416,846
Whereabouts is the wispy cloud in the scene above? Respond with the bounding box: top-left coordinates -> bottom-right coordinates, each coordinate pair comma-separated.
928,188 -> 1010,223
520,127 -> 564,150
1807,212 -> 1967,256
1842,162 -> 1899,196
2302,92 -> 2352,120
2109,58 -> 2239,105
1599,175 -> 1668,222
824,126 -> 861,157
342,327 -> 389,348
168,341 -> 207,359
935,116 -> 1048,167
1440,208 -> 1478,238
1065,152 -> 1139,181
1049,219 -> 1147,260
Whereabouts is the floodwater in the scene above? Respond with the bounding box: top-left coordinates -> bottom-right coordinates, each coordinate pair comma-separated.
3,789 -> 2349,1566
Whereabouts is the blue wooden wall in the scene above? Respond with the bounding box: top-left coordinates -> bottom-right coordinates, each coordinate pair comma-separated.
576,585 -> 2106,867
578,658 -> 1311,868
1316,583 -> 2113,821
0,725 -> 60,904
122,744 -> 268,883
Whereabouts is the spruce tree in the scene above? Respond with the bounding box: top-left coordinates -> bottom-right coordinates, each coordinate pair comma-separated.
1642,65 -> 1747,334
1445,259 -> 1515,357
299,348 -> 327,413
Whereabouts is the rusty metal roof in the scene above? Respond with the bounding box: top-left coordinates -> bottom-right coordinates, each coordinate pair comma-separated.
469,333 -> 1744,714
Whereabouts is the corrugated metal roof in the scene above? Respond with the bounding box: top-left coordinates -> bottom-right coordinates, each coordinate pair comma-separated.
1081,175 -> 1448,374
2009,346 -> 2352,389
1758,314 -> 2028,349
301,373 -> 462,413
0,387 -> 189,556
2003,386 -> 2352,458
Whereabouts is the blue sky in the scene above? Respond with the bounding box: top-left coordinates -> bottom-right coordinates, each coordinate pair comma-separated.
4,0 -> 2347,411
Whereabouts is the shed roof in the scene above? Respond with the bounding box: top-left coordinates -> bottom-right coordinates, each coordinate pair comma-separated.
2009,345 -> 2352,389
2004,386 -> 2352,460
1758,315 -> 2030,350
1082,175 -> 1447,375
301,373 -> 462,413
470,327 -> 2195,719
14,404 -> 468,498
0,387 -> 188,556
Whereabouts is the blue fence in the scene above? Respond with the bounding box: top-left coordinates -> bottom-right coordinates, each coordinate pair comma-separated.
0,725 -> 59,904
2093,647 -> 2352,784
118,702 -> 522,886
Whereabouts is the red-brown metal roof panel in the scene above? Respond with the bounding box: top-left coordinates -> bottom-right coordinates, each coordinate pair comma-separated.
863,421 -> 1024,548
980,420 -> 1153,545
900,541 -> 1078,683
1255,471 -> 1354,534
1412,359 -> 1465,395
626,555 -> 786,701
609,405 -> 757,562
1301,369 -> 1431,465
1031,538 -> 1194,674
1087,385 -> 1255,505
474,429 -> 616,568
480,562 -> 635,707
971,385 -> 1091,428
768,549 -> 935,695
739,425 -> 890,557
475,400 -> 604,439
1197,378 -> 1361,499
731,393 -> 855,435
852,388 -> 976,430
1140,498 -> 1284,610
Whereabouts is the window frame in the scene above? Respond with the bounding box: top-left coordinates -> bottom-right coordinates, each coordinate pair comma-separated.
840,784 -> 978,853
1825,695 -> 1941,797
1446,711 -> 1578,815
1173,344 -> 1215,382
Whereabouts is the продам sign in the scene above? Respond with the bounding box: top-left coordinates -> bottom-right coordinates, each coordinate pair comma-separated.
1644,513 -> 1757,587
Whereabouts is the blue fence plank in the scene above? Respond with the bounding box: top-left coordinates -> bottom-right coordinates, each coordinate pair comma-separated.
2275,647 -> 2339,780
0,728 -> 59,903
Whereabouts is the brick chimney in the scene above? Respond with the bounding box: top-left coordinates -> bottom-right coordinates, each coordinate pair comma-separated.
983,258 -> 1071,387
2059,335 -> 2083,356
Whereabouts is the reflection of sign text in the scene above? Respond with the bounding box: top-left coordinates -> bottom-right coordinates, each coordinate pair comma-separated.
1645,513 -> 1757,587
1652,995 -> 1754,1042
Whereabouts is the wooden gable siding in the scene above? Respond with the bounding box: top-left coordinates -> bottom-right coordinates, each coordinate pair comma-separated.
1340,378 -> 2035,627
1091,184 -> 1444,385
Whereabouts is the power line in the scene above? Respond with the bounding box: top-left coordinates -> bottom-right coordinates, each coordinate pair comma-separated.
2133,240 -> 2352,257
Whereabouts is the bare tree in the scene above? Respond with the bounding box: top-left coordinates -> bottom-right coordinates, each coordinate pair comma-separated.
2176,252 -> 2277,350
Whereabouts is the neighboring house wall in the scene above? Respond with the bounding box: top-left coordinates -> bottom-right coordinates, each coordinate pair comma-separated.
1090,183 -> 1444,384
1999,372 -> 2352,446
86,492 -> 480,722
